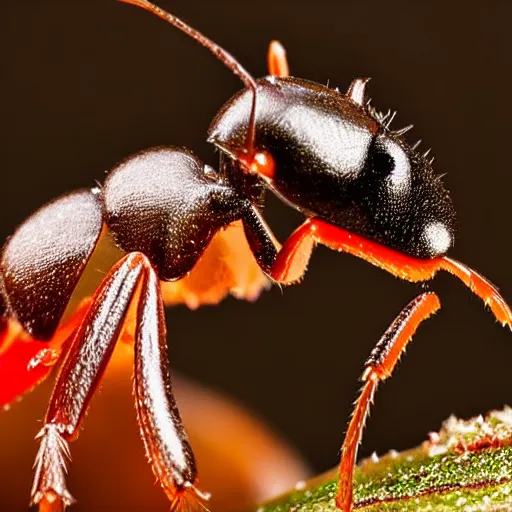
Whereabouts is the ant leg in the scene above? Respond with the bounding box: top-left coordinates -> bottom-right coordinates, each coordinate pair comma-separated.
337,292 -> 441,512
243,214 -> 512,327
267,218 -> 444,284
439,256 -> 512,327
30,252 -> 201,511
30,253 -> 146,508
243,208 -> 315,284
267,41 -> 289,77
134,261 -> 206,509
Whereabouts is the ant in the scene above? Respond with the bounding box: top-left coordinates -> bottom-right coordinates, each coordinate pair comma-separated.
0,0 -> 511,511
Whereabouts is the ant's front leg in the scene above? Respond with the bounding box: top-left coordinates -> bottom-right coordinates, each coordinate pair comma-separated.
31,252 -> 201,511
243,214 -> 512,326
337,292 -> 440,511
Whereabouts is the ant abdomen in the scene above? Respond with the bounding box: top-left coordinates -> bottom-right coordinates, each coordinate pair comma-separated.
0,190 -> 103,340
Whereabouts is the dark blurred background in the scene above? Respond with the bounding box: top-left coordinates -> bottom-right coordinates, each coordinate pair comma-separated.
2,0 -> 512,485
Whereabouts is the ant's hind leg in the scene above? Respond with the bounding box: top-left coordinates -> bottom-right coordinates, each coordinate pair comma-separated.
336,292 -> 441,512
30,253 -> 146,509
30,252 -> 202,511
133,260 -> 207,509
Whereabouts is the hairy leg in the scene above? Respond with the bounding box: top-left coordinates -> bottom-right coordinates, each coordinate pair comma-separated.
337,292 -> 440,511
31,252 -> 202,511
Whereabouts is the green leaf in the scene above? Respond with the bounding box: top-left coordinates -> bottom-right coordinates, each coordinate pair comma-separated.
256,408 -> 512,511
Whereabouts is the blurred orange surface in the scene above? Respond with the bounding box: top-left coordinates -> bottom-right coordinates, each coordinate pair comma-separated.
0,343 -> 309,511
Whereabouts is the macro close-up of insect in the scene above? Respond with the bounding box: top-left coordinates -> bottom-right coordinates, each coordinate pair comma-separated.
2,1 -> 512,511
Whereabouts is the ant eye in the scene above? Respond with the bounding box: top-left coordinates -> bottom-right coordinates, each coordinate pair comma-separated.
372,136 -> 411,194
372,145 -> 394,175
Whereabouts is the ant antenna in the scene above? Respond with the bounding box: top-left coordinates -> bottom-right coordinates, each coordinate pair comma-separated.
119,0 -> 258,156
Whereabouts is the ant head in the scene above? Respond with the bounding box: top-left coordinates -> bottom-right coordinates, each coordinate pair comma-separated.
209,76 -> 456,259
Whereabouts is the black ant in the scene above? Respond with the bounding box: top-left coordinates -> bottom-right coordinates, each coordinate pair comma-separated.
0,0 -> 510,511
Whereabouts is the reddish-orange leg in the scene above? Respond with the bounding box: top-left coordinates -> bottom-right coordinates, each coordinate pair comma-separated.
31,253 -> 204,511
267,40 -> 289,77
267,218 -> 512,329
337,292 -> 441,511
241,215 -> 512,511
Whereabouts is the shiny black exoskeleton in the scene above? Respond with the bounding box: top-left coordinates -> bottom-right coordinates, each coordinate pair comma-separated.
210,76 -> 455,259
103,147 -> 251,281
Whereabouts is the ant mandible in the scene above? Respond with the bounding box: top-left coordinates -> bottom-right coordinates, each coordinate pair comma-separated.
0,1 -> 510,511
